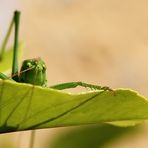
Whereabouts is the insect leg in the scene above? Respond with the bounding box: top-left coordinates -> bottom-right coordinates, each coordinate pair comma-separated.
0,14 -> 14,61
0,72 -> 13,80
50,81 -> 112,91
12,11 -> 20,82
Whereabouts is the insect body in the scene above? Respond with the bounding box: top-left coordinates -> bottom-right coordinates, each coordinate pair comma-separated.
0,11 -> 47,87
0,11 -> 112,91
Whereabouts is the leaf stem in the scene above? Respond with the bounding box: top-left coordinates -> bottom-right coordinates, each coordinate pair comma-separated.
29,130 -> 36,148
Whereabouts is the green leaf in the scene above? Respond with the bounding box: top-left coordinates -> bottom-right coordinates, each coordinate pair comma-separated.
0,80 -> 147,133
107,120 -> 143,127
48,124 -> 139,148
0,44 -> 23,72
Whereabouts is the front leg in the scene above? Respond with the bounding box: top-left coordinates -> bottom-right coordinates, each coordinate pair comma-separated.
50,81 -> 112,91
0,72 -> 12,80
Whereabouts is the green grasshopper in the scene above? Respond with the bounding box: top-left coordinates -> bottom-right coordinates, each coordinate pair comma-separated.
0,10 -> 112,148
0,11 -> 111,92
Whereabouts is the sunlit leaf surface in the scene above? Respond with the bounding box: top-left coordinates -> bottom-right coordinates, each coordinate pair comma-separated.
0,80 -> 147,133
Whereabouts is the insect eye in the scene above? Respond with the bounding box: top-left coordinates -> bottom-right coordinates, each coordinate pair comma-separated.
26,62 -> 32,68
42,64 -> 46,70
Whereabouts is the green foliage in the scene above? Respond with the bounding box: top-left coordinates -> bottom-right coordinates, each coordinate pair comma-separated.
0,45 -> 23,72
0,80 -> 147,133
48,124 -> 139,148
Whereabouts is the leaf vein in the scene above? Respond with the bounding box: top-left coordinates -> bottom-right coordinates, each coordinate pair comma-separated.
26,91 -> 104,130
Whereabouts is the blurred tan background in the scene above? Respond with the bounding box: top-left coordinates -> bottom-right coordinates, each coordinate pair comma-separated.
1,0 -> 148,148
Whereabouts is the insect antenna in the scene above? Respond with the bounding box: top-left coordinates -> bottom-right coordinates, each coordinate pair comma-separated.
11,66 -> 34,79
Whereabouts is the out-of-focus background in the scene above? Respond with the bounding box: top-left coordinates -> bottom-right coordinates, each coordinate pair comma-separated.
1,0 -> 148,148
